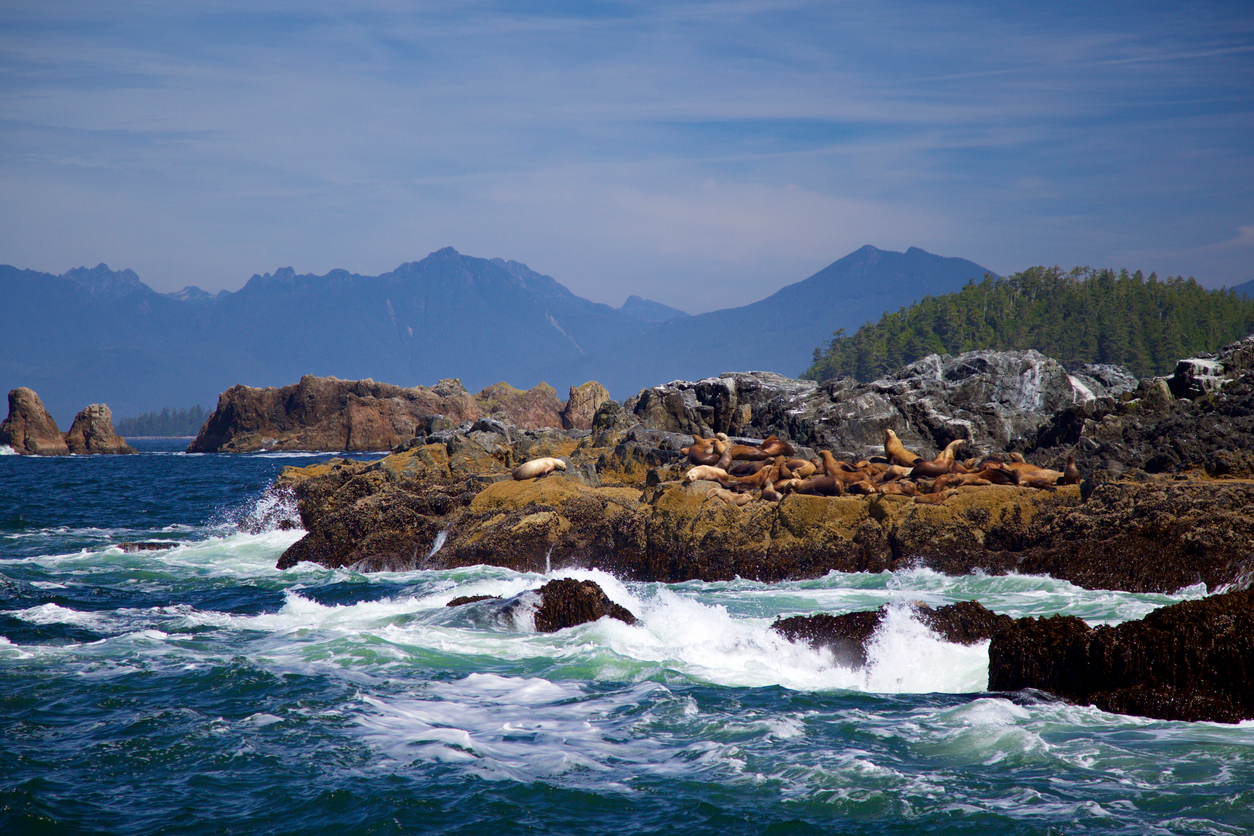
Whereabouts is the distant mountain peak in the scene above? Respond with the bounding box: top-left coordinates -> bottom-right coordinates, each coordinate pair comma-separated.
619,295 -> 689,323
62,263 -> 147,297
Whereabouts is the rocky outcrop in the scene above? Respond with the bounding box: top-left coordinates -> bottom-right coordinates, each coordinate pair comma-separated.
500,578 -> 638,631
188,375 -> 615,453
0,388 -> 69,455
63,404 -> 136,454
474,381 -> 564,429
989,590 -> 1254,723
772,601 -> 1015,667
560,381 -> 612,430
625,350 -> 1137,462
188,375 -> 484,453
1025,335 -> 1254,477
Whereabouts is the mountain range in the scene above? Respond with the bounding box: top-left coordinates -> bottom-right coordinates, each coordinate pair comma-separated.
0,246 -> 993,424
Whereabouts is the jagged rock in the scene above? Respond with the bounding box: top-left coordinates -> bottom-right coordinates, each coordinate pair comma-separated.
560,381 -> 611,430
499,578 -> 637,631
63,404 -> 136,454
117,541 -> 174,552
772,601 -> 1015,666
989,590 -> 1254,723
625,353 -> 1122,463
475,381 -> 565,429
447,594 -> 501,607
0,387 -> 69,455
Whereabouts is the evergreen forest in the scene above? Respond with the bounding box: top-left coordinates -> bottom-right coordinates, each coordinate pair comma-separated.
115,405 -> 208,437
804,266 -> 1254,383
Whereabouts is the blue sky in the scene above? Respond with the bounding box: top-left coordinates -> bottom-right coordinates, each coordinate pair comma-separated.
2,0 -> 1252,312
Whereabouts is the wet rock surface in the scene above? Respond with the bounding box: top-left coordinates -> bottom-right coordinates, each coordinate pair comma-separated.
500,578 -> 638,632
772,601 -> 1016,667
989,590 -> 1254,723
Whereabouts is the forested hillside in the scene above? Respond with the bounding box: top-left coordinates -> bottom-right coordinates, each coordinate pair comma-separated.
804,266 -> 1254,382
115,405 -> 208,437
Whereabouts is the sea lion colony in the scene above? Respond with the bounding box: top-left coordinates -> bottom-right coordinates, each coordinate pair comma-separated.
676,428 -> 1080,507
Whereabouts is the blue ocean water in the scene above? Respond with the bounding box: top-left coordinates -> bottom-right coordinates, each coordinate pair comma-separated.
2,440 -> 1252,835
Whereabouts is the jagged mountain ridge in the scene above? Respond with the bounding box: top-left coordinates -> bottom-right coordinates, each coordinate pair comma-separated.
0,245 -> 993,423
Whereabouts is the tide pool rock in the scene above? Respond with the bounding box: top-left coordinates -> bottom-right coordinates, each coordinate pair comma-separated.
500,578 -> 638,632
0,387 -> 69,455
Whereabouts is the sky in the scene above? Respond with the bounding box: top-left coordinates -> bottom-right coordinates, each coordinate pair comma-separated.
2,0 -> 1252,314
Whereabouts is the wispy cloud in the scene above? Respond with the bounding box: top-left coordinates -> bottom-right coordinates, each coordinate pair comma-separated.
1,0 -> 1252,306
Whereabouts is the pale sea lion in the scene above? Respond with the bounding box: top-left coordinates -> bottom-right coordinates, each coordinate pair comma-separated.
712,487 -> 753,507
683,465 -> 731,484
512,457 -> 568,480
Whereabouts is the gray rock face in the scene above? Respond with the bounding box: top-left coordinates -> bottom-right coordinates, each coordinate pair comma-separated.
625,350 -> 1129,460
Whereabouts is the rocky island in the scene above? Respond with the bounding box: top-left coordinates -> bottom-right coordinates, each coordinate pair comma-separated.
251,336 -> 1254,723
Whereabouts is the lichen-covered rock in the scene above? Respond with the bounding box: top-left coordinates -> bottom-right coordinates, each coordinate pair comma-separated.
989,590 -> 1254,723
63,404 -> 136,454
0,387 -> 69,455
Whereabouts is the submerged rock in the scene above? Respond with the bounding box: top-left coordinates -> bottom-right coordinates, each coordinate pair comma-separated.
0,387 -> 69,455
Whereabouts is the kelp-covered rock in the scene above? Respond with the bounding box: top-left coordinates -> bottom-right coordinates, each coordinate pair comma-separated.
989,590 -> 1254,723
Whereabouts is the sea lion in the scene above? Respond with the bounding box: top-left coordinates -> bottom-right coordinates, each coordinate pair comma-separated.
934,439 -> 965,468
914,489 -> 957,504
877,480 -> 916,496
789,475 -> 845,496
712,487 -> 753,507
908,460 -> 952,480
1062,455 -> 1080,485
683,465 -> 730,484
758,435 -> 796,458
727,459 -> 770,476
687,435 -> 722,466
761,481 -> 782,502
512,457 -> 568,480
884,429 -> 922,467
783,459 -> 817,479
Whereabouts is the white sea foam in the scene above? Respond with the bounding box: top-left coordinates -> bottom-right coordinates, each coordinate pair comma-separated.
0,444 -> 18,455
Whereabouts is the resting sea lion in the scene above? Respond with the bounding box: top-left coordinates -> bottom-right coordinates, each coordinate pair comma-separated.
758,435 -> 796,458
789,475 -> 845,496
783,459 -> 817,479
884,429 -> 922,466
687,435 -> 722,466
712,487 -> 753,507
914,489 -> 957,504
683,465 -> 730,484
512,457 -> 567,480
908,460 -> 952,480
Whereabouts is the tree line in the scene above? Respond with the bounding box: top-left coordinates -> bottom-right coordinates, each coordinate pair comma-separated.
804,266 -> 1254,383
115,405 -> 208,437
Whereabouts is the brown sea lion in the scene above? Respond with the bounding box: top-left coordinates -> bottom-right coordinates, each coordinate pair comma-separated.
877,480 -> 917,496
762,481 -> 782,502
727,459 -> 770,476
687,435 -> 722,466
783,459 -> 817,479
1062,455 -> 1080,486
934,439 -> 965,468
884,429 -> 922,466
758,435 -> 796,458
712,487 -> 753,507
908,460 -> 952,480
512,457 -> 568,480
914,489 -> 957,504
789,475 -> 845,496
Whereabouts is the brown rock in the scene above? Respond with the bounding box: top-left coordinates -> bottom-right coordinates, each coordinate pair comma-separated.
501,578 -> 638,631
474,381 -> 565,430
772,600 -> 1014,667
187,375 -> 484,453
0,387 -> 69,455
989,590 -> 1254,723
63,404 -> 136,454
560,381 -> 611,430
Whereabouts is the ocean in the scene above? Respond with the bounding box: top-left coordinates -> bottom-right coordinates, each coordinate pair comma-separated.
2,440 -> 1251,835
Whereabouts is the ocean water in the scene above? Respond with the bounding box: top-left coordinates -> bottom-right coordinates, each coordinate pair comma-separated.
2,440 -> 1252,835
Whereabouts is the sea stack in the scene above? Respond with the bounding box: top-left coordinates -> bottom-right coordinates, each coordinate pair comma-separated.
0,387 -> 70,455
63,404 -> 137,454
